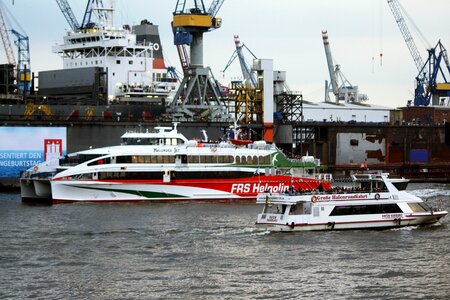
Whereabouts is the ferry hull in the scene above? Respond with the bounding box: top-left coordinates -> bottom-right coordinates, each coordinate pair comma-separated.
51,176 -> 328,204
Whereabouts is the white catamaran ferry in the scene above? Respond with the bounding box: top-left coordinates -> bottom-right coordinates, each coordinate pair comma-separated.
256,173 -> 447,231
21,123 -> 332,204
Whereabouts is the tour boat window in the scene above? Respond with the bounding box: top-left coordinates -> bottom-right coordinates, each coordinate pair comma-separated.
218,156 -> 224,163
226,156 -> 234,163
144,156 -> 152,163
172,138 -> 178,145
235,156 -> 240,164
408,203 -> 427,212
253,156 -> 258,164
329,204 -> 402,216
247,156 -> 253,164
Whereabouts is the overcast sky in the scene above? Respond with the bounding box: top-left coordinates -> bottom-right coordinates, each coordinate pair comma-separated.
1,0 -> 449,108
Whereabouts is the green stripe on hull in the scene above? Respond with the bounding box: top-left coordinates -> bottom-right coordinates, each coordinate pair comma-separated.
71,185 -> 188,199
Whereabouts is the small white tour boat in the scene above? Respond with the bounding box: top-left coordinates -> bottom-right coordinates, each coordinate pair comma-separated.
256,173 -> 447,231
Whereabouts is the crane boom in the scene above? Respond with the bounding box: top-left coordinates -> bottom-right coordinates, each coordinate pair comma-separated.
387,0 -> 424,72
0,4 -> 16,65
55,0 -> 80,31
322,31 -> 339,99
208,0 -> 224,17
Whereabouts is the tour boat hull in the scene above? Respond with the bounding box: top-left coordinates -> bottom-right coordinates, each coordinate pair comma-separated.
257,211 -> 448,232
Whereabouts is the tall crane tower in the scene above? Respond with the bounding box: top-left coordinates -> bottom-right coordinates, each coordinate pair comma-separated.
387,0 -> 450,106
169,0 -> 229,121
322,30 -> 368,103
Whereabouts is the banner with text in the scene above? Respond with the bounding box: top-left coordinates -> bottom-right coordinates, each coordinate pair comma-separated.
0,127 -> 67,178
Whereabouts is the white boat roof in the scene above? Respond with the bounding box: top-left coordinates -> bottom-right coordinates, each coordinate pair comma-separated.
121,126 -> 188,143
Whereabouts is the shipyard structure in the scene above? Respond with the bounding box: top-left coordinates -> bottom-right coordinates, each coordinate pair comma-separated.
1,0 -> 450,188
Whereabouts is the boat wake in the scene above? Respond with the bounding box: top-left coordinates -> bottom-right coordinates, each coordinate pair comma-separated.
409,188 -> 450,199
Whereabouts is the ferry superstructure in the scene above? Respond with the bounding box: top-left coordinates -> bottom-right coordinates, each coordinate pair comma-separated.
21,123 -> 332,203
256,174 -> 447,231
51,2 -> 177,102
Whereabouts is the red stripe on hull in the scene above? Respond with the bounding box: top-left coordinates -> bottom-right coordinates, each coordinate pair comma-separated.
74,175 -> 330,198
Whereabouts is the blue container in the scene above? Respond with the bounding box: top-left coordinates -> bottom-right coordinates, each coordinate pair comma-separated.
410,149 -> 429,163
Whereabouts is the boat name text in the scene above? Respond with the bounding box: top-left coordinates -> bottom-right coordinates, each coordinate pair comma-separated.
231,183 -> 289,194
314,194 -> 369,201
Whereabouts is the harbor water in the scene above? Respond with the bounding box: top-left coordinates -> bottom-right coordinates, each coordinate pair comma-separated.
1,183 -> 449,299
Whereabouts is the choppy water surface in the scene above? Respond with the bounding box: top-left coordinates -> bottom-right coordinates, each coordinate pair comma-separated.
0,183 -> 449,299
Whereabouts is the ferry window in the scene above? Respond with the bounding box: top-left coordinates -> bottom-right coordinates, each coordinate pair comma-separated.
226,156 -> 234,163
116,60 -> 121,64
172,138 -> 177,145
134,73 -> 137,77
116,156 -> 132,164
132,156 -> 139,163
166,138 -> 171,145
144,156 -> 152,163
247,156 -> 253,164
253,156 -> 258,164
241,156 -> 246,164
163,156 -> 170,164
137,156 -> 145,163
218,156 -> 224,163
169,156 -> 175,163
113,72 -> 115,76
189,156 -> 199,163
129,60 -> 133,65
235,156 -> 240,164
151,156 -> 157,163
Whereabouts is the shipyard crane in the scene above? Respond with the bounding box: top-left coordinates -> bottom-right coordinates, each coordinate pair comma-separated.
222,35 -> 257,88
0,2 -> 30,94
387,0 -> 450,106
322,30 -> 368,103
170,0 -> 229,121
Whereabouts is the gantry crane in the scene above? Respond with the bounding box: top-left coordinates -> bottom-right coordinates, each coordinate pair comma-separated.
222,35 -> 257,88
387,0 -> 450,106
169,0 -> 229,121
